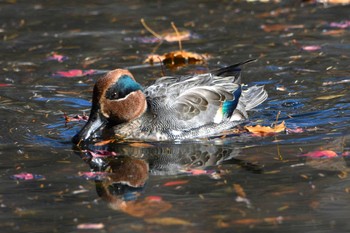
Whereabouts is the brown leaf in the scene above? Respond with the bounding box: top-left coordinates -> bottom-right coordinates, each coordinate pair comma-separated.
144,50 -> 209,68
261,24 -> 304,32
233,184 -> 246,198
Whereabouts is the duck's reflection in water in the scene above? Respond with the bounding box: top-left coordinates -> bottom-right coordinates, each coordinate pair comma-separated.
75,142 -> 262,216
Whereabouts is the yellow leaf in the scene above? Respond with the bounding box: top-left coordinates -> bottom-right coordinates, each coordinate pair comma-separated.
145,217 -> 192,226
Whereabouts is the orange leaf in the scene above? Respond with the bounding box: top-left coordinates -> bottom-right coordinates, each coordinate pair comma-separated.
163,180 -> 189,187
233,184 -> 246,198
245,121 -> 286,136
129,142 -> 154,148
94,139 -> 116,146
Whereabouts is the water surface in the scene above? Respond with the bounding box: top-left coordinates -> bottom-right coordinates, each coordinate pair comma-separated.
1,1 -> 350,232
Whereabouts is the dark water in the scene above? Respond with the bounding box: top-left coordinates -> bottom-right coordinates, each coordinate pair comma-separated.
1,1 -> 350,232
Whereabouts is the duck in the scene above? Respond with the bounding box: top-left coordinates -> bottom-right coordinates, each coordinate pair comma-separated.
72,59 -> 267,144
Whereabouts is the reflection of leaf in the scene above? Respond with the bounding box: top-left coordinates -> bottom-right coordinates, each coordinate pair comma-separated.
145,217 -> 192,226
245,121 -> 286,136
11,172 -> 45,180
122,197 -> 172,218
53,69 -> 97,78
144,50 -> 209,68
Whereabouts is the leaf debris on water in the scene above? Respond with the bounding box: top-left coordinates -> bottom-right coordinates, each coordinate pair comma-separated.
144,217 -> 192,226
245,121 -> 286,136
77,223 -> 104,230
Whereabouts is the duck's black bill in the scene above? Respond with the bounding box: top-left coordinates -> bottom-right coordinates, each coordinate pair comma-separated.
72,111 -> 107,145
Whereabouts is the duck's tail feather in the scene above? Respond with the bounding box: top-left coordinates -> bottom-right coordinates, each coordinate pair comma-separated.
212,59 -> 257,84
242,85 -> 268,110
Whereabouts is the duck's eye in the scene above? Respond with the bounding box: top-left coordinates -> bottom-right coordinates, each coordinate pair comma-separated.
105,87 -> 120,100
111,92 -> 118,99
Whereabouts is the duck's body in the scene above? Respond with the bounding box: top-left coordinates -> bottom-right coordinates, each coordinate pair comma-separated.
72,60 -> 268,144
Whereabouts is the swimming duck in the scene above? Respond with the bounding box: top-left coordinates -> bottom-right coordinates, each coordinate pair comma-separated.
72,60 -> 267,144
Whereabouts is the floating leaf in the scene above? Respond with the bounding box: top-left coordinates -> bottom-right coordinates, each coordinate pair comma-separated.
233,216 -> 284,225
53,69 -> 97,78
87,150 -> 118,158
11,172 -> 45,180
302,150 -> 338,158
323,79 -> 350,86
322,29 -> 345,36
301,45 -> 321,51
245,121 -> 286,136
46,52 -> 68,62
77,223 -> 104,230
129,142 -> 154,148
144,217 -> 192,226
163,180 -> 189,187
261,24 -> 303,32
78,171 -> 108,180
94,139 -> 116,146
144,50 -> 209,68
64,113 -> 88,123
0,83 -> 12,87
315,94 -> 344,100
330,20 -> 350,28
181,168 -> 213,176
